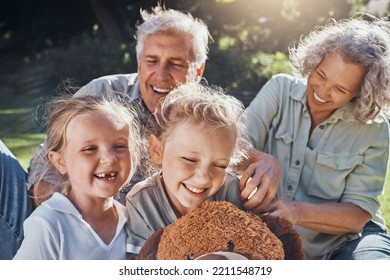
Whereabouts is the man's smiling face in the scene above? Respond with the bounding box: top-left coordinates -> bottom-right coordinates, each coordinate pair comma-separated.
137,32 -> 204,112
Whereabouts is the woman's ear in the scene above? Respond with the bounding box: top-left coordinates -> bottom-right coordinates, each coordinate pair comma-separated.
48,151 -> 67,175
149,134 -> 163,165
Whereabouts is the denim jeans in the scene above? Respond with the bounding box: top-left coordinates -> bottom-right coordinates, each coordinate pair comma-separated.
0,140 -> 33,259
328,221 -> 390,260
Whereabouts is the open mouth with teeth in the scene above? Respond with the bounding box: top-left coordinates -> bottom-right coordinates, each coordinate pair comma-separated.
182,183 -> 207,194
313,92 -> 327,103
94,172 -> 117,181
152,86 -> 171,94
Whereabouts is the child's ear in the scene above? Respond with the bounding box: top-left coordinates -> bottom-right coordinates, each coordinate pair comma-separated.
149,134 -> 163,165
48,151 -> 67,175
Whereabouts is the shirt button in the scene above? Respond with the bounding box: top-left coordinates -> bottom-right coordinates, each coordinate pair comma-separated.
295,160 -> 300,166
319,125 -> 325,129
287,185 -> 293,191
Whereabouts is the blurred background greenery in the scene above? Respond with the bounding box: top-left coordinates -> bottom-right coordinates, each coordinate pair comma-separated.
0,0 -> 389,229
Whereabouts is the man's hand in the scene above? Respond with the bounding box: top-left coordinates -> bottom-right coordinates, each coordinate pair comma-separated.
237,147 -> 281,213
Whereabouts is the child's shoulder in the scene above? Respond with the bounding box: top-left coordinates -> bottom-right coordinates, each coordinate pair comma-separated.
226,171 -> 240,184
26,193 -> 73,227
128,173 -> 159,194
126,173 -> 164,202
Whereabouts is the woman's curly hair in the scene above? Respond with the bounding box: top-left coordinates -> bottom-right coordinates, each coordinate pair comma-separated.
289,18 -> 390,122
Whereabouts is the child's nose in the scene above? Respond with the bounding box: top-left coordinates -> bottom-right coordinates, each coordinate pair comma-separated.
194,166 -> 212,186
99,151 -> 117,165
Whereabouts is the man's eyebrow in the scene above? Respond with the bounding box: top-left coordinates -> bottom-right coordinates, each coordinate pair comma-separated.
144,54 -> 158,59
170,57 -> 188,62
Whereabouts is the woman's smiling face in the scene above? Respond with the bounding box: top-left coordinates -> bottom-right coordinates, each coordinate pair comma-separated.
306,52 -> 365,121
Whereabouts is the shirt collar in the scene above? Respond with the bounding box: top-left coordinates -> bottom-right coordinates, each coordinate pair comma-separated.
43,193 -> 126,219
128,77 -> 152,115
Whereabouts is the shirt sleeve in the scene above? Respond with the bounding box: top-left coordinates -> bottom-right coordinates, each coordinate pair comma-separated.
26,142 -> 59,192
244,75 -> 284,151
74,74 -> 135,97
341,121 -> 390,217
13,215 -> 58,260
125,196 -> 156,255
215,173 -> 243,209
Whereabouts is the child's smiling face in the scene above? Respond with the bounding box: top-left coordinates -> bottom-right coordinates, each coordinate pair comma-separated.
50,111 -> 132,202
149,121 -> 236,217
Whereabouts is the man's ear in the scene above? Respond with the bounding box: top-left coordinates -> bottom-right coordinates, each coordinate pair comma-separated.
149,134 -> 163,165
196,63 -> 205,79
48,151 -> 67,175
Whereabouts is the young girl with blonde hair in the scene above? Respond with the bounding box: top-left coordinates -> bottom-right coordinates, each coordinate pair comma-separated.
14,95 -> 141,259
126,82 -> 249,256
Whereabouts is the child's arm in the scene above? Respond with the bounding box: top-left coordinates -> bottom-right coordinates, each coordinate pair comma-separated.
126,198 -> 157,256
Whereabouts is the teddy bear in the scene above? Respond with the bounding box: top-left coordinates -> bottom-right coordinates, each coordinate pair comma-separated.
136,201 -> 304,260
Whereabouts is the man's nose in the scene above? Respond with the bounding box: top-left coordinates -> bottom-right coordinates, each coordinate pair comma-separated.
155,63 -> 170,80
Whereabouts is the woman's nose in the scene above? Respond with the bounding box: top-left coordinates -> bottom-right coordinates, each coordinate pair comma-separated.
317,84 -> 331,99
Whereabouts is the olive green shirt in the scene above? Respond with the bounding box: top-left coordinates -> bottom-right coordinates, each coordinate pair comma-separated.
245,74 -> 390,259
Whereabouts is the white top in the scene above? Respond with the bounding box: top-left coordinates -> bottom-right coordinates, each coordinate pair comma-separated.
13,193 -> 127,260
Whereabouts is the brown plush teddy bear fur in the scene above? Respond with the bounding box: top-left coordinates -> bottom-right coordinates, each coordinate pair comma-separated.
137,201 -> 303,260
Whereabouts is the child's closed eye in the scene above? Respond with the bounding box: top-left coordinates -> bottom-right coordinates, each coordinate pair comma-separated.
214,164 -> 228,170
182,157 -> 197,163
114,144 -> 129,149
82,146 -> 97,152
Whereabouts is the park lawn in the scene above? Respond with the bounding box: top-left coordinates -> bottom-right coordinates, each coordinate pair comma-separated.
0,92 -> 46,170
2,133 -> 46,170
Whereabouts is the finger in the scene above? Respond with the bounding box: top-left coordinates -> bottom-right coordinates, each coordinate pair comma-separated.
239,171 -> 253,191
243,185 -> 268,212
244,183 -> 278,213
251,192 -> 277,213
240,171 -> 263,200
258,175 -> 278,200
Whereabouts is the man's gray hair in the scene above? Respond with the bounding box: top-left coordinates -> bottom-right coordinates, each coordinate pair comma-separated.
135,6 -> 211,69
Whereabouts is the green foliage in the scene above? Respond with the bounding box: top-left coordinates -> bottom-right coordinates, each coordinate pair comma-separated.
1,0 -> 373,96
205,48 -> 291,92
40,33 -> 137,88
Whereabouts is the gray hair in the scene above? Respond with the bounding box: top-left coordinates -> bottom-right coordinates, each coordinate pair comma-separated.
289,18 -> 390,122
135,6 -> 211,69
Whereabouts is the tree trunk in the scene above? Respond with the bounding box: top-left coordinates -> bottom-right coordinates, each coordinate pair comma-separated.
88,0 -> 127,42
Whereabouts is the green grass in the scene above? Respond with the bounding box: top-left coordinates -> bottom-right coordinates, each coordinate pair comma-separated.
0,92 -> 47,171
2,134 -> 46,170
380,184 -> 390,230
1,92 -> 389,230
